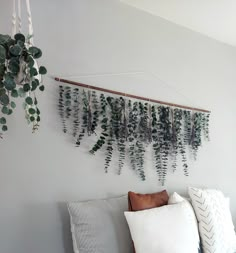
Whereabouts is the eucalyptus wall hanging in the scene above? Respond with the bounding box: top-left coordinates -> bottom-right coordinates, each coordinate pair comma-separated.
0,0 -> 46,137
56,78 -> 210,185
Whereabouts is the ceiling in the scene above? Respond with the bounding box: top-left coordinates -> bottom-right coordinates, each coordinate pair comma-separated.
121,0 -> 236,47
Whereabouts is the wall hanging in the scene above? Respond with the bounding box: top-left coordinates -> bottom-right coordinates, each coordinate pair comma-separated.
55,77 -> 210,185
0,0 -> 46,137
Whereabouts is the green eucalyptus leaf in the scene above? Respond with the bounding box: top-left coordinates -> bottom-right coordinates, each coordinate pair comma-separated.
10,101 -> 16,108
30,67 -> 38,77
37,116 -> 40,122
34,98 -> 38,105
0,94 -> 9,105
11,89 -> 18,98
27,56 -> 34,67
4,73 -> 16,90
17,40 -> 25,48
7,108 -> 13,115
0,34 -> 11,45
30,116 -> 35,122
0,88 -> 6,96
1,106 -> 9,114
34,79 -> 39,86
28,108 -> 36,114
2,125 -> 7,131
25,96 -> 33,105
23,83 -> 30,92
0,117 -> 6,124
39,66 -> 47,75
39,85 -> 45,91
31,80 -> 37,91
28,46 -> 42,59
14,33 -> 25,43
9,44 -> 22,56
0,45 -> 6,64
0,64 -> 5,76
8,59 -> 20,74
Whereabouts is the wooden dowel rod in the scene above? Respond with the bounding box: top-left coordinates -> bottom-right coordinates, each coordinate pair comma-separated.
54,77 -> 211,113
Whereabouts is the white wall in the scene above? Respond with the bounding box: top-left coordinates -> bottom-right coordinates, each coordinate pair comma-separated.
1,1 -> 236,253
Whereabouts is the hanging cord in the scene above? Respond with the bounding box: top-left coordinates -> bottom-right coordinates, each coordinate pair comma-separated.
17,0 -> 22,33
12,0 -> 17,36
25,0 -> 34,45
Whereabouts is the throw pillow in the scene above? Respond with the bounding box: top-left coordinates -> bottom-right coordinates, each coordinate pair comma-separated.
68,195 -> 133,253
188,187 -> 236,253
128,190 -> 169,211
168,192 -> 202,252
125,201 -> 200,253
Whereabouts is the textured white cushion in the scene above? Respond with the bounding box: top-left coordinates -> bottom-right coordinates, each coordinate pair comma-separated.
125,200 -> 200,253
68,195 -> 133,253
168,192 -> 202,252
188,187 -> 236,253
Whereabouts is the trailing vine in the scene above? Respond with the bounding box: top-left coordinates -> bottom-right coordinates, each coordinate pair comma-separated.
0,33 -> 46,136
58,86 -> 210,185
58,86 -> 67,133
117,97 -> 126,175
191,112 -> 203,160
75,90 -> 88,147
152,105 -> 162,179
72,88 -> 80,138
158,106 -> 172,185
127,101 -> 138,173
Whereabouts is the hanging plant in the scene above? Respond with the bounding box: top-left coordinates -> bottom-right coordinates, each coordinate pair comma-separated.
191,112 -> 203,160
151,105 -> 162,179
117,97 -> 127,175
158,106 -> 172,185
58,85 -> 210,185
201,113 -> 210,141
89,94 -> 108,154
75,90 -> 88,146
0,33 -> 46,135
91,91 -> 99,134
72,88 -> 80,138
58,86 -> 67,133
127,101 -> 138,173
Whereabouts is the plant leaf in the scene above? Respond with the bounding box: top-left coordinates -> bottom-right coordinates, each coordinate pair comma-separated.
28,46 -> 42,59
0,117 -> 6,124
2,125 -> 7,131
28,108 -> 35,114
14,33 -> 25,43
4,73 -> 16,90
10,101 -> 16,108
25,96 -> 33,105
9,45 -> 22,56
0,94 -> 9,105
39,85 -> 45,91
0,45 -> 6,64
39,66 -> 47,75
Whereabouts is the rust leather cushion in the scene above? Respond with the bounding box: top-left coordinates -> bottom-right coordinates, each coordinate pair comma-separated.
128,190 -> 169,211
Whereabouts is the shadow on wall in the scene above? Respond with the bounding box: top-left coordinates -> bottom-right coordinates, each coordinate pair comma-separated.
57,202 -> 74,253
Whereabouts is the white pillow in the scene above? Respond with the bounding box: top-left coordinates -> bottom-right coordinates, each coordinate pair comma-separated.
168,192 -> 189,204
124,201 -> 200,253
188,187 -> 236,253
68,195 -> 133,253
168,192 -> 202,252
